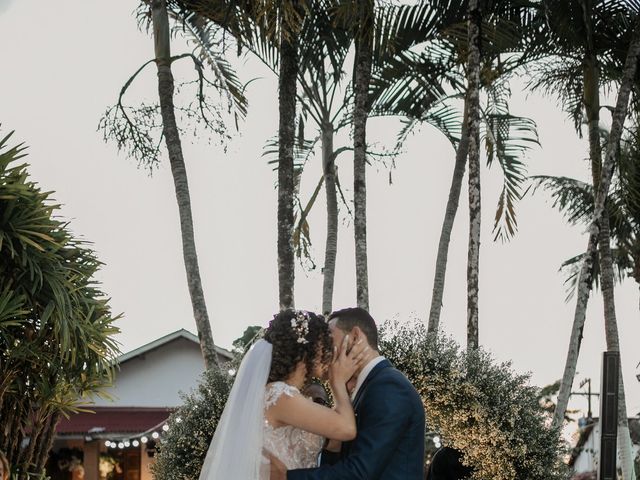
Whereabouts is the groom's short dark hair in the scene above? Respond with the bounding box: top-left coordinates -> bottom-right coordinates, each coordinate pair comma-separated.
329,307 -> 378,350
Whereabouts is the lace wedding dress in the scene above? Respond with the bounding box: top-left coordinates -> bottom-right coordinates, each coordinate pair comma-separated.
263,382 -> 324,470
199,341 -> 323,480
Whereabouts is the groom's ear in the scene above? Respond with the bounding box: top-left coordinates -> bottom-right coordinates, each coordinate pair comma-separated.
351,326 -> 365,346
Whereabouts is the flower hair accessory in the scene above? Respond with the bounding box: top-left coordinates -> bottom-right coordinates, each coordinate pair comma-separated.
291,310 -> 310,344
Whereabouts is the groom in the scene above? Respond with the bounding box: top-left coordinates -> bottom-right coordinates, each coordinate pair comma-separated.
275,307 -> 425,480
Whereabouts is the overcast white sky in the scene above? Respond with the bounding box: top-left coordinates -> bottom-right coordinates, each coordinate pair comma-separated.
1,0 -> 639,421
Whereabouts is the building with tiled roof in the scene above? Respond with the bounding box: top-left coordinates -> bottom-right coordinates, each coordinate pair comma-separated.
48,330 -> 233,480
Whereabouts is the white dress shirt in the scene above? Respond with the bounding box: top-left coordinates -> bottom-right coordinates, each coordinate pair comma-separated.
351,355 -> 385,401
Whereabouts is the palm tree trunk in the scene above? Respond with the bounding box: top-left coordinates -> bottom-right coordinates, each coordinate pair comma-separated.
584,58 -> 602,188
585,42 -> 636,477
322,122 -> 338,315
19,412 -> 45,477
551,53 -> 600,424
151,0 -> 219,370
1,401 -> 19,453
552,20 -> 640,430
33,412 -> 60,474
466,0 -> 482,350
428,99 -> 470,333
599,217 -> 636,479
277,16 -> 299,312
353,0 -> 374,312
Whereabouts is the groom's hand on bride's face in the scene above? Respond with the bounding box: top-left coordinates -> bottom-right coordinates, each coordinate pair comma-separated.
268,453 -> 287,480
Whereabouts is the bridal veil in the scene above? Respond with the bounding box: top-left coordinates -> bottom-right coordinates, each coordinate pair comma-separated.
199,339 -> 272,480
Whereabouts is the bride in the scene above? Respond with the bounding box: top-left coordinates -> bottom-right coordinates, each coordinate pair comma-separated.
198,310 -> 368,479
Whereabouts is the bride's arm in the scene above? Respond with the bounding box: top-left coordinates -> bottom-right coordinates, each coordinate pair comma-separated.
268,338 -> 367,441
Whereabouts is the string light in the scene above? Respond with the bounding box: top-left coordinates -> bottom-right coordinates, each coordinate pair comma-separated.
101,419 -> 169,448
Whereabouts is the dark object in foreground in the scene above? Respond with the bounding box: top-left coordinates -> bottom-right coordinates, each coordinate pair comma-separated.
426,447 -> 473,480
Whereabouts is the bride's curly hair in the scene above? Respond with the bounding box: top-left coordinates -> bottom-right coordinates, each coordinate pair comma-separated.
264,310 -> 332,384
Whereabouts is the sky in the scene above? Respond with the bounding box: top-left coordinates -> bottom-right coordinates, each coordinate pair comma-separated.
1,0 -> 639,422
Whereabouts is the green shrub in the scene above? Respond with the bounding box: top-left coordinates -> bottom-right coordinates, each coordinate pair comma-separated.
151,368 -> 233,480
380,321 -> 568,480
152,322 -> 567,480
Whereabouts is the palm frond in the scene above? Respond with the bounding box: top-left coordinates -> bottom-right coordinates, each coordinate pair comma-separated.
170,9 -> 249,120
530,175 -> 594,226
560,248 -> 628,302
483,86 -> 539,241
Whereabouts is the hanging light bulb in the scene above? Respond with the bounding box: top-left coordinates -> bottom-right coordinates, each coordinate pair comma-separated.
132,440 -> 140,447
162,424 -> 169,432
118,442 -> 125,449
104,441 -> 111,447
124,440 -> 131,447
152,431 -> 160,439
140,436 -> 148,444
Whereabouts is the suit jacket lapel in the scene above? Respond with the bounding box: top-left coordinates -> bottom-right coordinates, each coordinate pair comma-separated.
352,359 -> 391,411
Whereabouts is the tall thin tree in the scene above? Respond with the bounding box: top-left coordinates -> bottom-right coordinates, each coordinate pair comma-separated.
353,0 -> 374,311
551,24 -> 640,475
466,0 -> 482,350
276,2 -> 304,311
150,0 -> 218,369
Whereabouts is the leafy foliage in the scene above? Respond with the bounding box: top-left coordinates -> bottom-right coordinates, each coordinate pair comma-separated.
153,320 -> 566,480
0,130 -> 120,478
380,321 -> 567,480
531,120 -> 640,298
151,368 -> 233,480
98,54 -> 234,172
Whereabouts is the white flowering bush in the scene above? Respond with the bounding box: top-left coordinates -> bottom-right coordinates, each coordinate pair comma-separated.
380,321 -> 568,480
152,322 -> 567,480
151,367 -> 234,480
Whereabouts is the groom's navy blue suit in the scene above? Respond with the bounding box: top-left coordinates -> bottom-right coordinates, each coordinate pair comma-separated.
288,359 -> 425,480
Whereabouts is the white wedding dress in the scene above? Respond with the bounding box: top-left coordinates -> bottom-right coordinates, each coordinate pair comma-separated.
199,340 -> 324,480
263,382 -> 324,470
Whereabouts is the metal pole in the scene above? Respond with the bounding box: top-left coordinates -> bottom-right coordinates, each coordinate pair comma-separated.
598,352 -> 620,480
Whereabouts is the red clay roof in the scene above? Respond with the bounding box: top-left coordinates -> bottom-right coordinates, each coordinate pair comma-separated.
56,407 -> 173,435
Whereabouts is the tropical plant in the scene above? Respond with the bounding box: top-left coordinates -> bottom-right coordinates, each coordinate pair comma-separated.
532,124 -> 640,306
168,0 -> 316,311
527,5 -> 640,477
368,1 -> 540,341
99,0 -> 249,369
0,131 -> 120,479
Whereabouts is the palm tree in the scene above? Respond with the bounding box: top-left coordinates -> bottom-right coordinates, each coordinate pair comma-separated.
101,1 -> 248,369
465,0 -> 482,350
275,1 -> 306,310
369,1 -> 539,340
150,0 -> 219,369
529,5 -> 640,476
533,148 -> 640,308
529,4 -> 640,475
352,0 -> 375,311
169,0 -> 307,311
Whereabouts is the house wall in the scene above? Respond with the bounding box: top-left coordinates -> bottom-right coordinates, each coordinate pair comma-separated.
574,423 -> 599,473
140,447 -> 154,480
93,337 -> 206,408
573,423 -> 640,474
